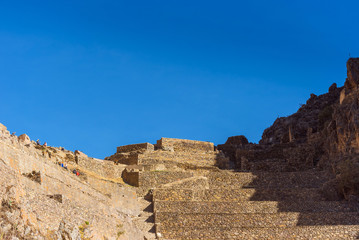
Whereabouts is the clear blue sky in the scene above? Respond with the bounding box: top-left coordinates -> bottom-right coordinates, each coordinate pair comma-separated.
1,1 -> 358,158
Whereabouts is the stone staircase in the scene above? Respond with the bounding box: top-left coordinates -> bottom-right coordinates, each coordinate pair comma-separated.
107,138 -> 359,239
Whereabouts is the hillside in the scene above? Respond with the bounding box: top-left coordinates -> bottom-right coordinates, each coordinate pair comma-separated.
1,58 -> 359,239
219,58 -> 359,201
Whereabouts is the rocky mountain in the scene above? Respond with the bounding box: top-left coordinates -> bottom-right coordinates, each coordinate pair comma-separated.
1,58 -> 359,239
219,58 -> 359,201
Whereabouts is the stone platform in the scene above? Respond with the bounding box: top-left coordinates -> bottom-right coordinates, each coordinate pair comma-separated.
105,138 -> 359,239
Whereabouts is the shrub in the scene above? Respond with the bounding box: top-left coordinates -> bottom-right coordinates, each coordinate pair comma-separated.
337,157 -> 359,199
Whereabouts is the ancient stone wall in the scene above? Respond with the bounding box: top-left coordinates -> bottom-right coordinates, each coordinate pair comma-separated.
117,142 -> 154,153
77,156 -> 124,179
156,137 -> 214,152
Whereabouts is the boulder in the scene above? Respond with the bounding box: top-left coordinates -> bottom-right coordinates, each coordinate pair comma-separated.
18,134 -> 31,145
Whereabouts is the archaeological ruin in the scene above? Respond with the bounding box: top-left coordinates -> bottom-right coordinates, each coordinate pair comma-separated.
1,59 -> 359,239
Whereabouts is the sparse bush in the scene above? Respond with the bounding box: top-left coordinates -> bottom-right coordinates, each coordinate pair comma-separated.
337,157 -> 359,199
78,221 -> 91,240
116,222 -> 125,239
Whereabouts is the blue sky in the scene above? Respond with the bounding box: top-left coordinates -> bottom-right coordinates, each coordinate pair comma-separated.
1,0 -> 358,158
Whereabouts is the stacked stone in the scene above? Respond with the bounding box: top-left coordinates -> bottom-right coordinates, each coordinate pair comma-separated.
152,170 -> 359,239
109,137 -> 359,239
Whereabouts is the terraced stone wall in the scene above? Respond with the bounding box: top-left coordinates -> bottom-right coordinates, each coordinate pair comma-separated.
122,169 -> 194,188
77,156 -> 123,179
117,142 -> 154,153
156,138 -> 214,152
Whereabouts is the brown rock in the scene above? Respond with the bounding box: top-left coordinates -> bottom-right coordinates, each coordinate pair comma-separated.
345,58 -> 359,90
18,134 -> 31,145
74,150 -> 88,158
329,83 -> 337,93
224,135 -> 249,146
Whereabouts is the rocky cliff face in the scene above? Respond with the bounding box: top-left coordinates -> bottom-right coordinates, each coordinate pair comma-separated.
219,58 -> 359,201
0,124 -> 143,239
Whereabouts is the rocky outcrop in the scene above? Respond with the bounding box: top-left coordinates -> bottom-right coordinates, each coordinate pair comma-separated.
220,58 -> 359,200
18,134 -> 31,145
345,58 -> 359,90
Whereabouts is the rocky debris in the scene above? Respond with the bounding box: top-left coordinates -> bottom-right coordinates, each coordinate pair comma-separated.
56,220 -> 82,240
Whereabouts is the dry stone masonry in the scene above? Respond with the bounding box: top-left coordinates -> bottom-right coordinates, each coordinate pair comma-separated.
106,134 -> 359,239
2,59 -> 359,239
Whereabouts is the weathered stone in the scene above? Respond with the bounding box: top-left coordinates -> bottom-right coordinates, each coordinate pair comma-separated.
3,58 -> 359,240
345,58 -> 359,90
74,150 -> 88,158
340,88 -> 346,104
18,134 -> 31,145
0,124 -> 143,239
117,142 -> 154,153
156,138 -> 214,152
224,135 -> 249,146
329,83 -> 337,93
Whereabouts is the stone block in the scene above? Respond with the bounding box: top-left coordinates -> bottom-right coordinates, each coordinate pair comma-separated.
156,138 -> 214,152
117,143 -> 154,153
18,134 -> 31,145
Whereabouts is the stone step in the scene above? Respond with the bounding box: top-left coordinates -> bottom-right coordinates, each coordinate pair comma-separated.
154,200 -> 354,213
138,159 -> 219,171
155,212 -> 359,229
207,171 -> 328,188
153,188 -> 325,202
156,225 -> 359,240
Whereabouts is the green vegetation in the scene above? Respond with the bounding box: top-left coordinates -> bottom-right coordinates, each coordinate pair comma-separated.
116,222 -> 125,239
78,221 -> 91,240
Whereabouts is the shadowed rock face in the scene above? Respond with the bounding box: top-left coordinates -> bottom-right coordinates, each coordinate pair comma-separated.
220,58 -> 359,199
345,58 -> 359,90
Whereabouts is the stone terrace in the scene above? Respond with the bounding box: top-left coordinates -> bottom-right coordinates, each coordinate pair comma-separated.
107,138 -> 359,239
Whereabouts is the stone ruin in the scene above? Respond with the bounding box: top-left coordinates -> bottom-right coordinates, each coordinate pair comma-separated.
2,59 -> 359,239
103,132 -> 359,239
